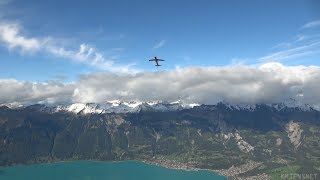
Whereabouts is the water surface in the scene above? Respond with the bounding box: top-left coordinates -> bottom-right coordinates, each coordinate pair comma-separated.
0,161 -> 226,180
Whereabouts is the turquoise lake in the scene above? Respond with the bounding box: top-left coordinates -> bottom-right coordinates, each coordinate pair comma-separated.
0,161 -> 226,180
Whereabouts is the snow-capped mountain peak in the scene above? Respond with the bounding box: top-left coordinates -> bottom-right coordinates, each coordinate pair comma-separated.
51,100 -> 200,114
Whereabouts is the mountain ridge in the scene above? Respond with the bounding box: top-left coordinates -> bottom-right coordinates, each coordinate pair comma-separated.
1,99 -> 317,115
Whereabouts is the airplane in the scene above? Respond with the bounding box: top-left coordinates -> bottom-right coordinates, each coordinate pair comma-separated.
148,56 -> 165,67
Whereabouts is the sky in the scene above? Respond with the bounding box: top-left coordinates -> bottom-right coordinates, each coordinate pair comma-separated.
0,0 -> 320,106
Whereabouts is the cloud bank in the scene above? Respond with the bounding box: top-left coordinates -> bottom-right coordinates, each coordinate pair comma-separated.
1,62 -> 320,107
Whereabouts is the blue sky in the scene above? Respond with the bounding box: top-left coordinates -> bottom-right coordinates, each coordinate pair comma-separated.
0,0 -> 320,82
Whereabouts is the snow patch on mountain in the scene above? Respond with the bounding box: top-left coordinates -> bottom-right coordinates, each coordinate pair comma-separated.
0,102 -> 24,109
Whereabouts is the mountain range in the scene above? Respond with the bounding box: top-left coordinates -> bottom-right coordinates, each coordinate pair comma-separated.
0,100 -> 319,179
2,98 -> 317,114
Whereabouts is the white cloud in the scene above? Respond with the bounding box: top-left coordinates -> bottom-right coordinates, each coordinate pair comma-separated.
1,63 -> 320,108
0,23 -> 41,51
0,79 -> 74,105
46,43 -> 136,73
295,34 -> 306,42
302,20 -> 320,29
259,41 -> 320,62
0,22 -> 136,73
153,40 -> 166,49
265,20 -> 320,64
272,42 -> 292,50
